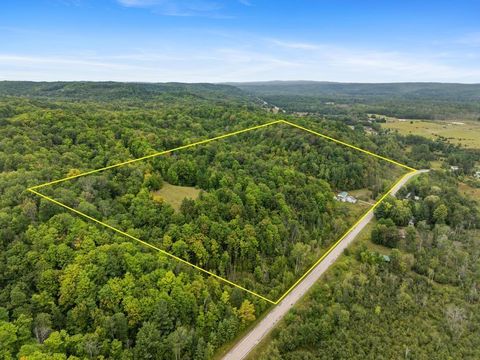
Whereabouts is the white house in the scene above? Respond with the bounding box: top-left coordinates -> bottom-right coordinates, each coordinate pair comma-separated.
335,191 -> 357,204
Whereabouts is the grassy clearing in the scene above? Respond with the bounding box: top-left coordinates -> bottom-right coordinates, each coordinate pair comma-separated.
458,182 -> 480,202
430,160 -> 444,170
349,188 -> 374,203
381,117 -> 480,149
335,200 -> 371,227
152,182 -> 201,211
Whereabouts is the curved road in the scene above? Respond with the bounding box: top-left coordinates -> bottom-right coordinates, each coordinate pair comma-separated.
222,170 -> 427,360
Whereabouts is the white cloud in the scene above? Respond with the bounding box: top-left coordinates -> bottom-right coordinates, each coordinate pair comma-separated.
270,39 -> 321,50
0,54 -> 137,69
1,38 -> 480,82
265,39 -> 480,83
116,0 -> 243,17
0,54 -> 162,82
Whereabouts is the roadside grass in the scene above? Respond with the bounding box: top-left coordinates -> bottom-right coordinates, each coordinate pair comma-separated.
152,182 -> 201,211
381,117 -> 480,149
212,302 -> 274,360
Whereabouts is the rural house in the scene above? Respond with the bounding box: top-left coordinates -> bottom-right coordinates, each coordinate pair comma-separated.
335,191 -> 358,204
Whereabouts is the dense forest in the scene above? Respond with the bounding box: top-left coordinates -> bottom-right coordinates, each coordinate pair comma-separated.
0,82 -> 250,104
0,83 -> 269,360
0,81 -> 479,359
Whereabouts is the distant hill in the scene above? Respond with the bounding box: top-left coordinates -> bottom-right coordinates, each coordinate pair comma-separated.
2,81 -> 479,119
0,81 -> 250,103
228,81 -> 480,120
229,81 -> 480,102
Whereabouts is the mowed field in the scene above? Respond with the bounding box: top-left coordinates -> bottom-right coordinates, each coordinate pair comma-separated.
153,182 -> 201,211
381,117 -> 480,148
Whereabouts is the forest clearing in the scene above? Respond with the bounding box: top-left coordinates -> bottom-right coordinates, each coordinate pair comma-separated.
153,183 -> 201,211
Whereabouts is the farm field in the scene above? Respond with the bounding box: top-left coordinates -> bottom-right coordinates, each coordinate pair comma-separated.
381,117 -> 480,148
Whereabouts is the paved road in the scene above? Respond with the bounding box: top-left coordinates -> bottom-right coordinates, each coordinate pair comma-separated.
222,170 -> 427,360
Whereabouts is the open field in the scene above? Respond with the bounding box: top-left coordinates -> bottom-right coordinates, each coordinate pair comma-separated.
381,117 -> 480,148
153,182 -> 201,211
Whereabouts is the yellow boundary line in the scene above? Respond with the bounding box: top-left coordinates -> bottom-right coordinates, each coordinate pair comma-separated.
27,119 -> 416,305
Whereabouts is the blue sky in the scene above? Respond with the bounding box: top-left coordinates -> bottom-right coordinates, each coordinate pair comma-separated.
1,0 -> 480,82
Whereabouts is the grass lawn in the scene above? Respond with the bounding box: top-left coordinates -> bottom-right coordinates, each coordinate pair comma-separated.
153,182 -> 201,211
381,117 -> 480,149
336,199 -> 371,219
349,188 -> 374,203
